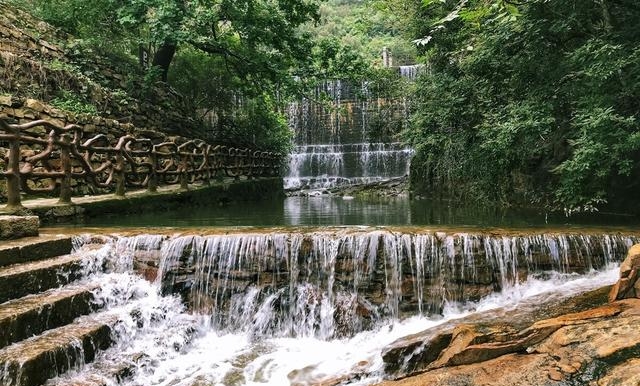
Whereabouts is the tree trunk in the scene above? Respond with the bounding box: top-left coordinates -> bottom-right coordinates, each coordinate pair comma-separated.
599,0 -> 614,32
152,41 -> 177,82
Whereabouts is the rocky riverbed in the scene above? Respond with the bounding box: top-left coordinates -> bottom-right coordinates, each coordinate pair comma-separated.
376,244 -> 640,386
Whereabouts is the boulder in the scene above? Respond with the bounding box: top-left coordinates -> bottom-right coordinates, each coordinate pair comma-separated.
609,244 -> 640,301
378,299 -> 640,386
620,244 -> 640,278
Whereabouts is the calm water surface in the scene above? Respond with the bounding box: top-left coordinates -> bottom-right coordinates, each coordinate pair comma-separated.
72,196 -> 640,229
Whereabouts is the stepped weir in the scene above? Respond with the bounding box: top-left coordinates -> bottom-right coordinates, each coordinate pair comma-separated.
0,228 -> 637,385
285,80 -> 413,191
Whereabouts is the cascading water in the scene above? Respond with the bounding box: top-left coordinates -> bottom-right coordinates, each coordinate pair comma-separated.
285,80 -> 413,191
398,65 -> 425,81
45,230 -> 639,386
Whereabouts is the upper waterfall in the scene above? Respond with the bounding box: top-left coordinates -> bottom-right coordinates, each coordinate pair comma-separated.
285,79 -> 413,191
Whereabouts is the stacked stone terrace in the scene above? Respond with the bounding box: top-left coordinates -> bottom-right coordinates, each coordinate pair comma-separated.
0,2 -> 199,142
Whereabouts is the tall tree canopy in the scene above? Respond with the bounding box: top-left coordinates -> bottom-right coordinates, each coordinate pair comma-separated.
34,0 -> 320,81
406,0 -> 640,211
25,0 -> 322,153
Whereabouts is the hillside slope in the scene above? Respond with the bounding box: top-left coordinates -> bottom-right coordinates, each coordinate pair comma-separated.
0,2 -> 200,138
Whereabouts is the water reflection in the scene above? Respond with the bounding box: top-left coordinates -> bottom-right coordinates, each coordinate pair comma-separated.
284,196 -> 413,226
72,196 -> 640,229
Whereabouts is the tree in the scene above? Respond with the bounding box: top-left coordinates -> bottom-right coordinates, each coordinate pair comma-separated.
30,0 -> 321,82
405,0 -> 640,211
22,0 -> 322,153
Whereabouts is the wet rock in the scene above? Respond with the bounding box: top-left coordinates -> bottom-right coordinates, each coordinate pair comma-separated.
0,253 -> 84,303
595,358 -> 640,386
0,285 -> 97,349
0,316 -> 115,386
42,205 -> 86,222
0,234 -> 72,267
382,330 -> 453,376
378,289 -> 640,386
548,367 -> 564,381
609,244 -> 640,301
620,244 -> 640,278
379,353 -> 555,386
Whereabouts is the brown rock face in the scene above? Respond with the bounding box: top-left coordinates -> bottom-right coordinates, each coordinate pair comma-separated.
378,299 -> 640,386
609,244 -> 640,301
620,244 -> 640,277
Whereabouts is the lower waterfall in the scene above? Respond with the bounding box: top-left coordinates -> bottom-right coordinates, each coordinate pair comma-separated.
46,229 -> 639,385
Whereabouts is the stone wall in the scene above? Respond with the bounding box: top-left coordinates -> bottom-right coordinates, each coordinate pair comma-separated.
0,95 -> 166,141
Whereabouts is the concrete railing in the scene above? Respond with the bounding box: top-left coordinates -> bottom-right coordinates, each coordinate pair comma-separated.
0,117 -> 281,210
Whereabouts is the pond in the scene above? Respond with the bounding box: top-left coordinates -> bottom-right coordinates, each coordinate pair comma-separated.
67,195 -> 640,230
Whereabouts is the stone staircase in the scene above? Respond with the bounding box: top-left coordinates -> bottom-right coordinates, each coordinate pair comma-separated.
0,217 -> 120,386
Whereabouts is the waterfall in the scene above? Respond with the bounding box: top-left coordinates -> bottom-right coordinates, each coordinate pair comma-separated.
109,230 -> 638,339
285,80 -> 413,191
47,229 -> 638,386
398,64 -> 425,81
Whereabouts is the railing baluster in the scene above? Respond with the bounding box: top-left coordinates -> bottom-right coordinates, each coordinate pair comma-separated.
148,147 -> 158,193
1,119 -> 23,210
58,133 -> 72,204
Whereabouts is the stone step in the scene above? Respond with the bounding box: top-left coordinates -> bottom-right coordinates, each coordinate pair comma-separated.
0,314 -> 117,386
0,253 -> 85,304
0,234 -> 73,267
45,358 -> 138,386
0,284 -> 100,350
0,215 -> 39,240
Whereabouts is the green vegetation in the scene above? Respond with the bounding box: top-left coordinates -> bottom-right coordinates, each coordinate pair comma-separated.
404,0 -> 640,211
50,90 -> 97,114
8,0 -> 639,212
305,0 -> 417,66
7,0 -> 417,154
12,0 -> 322,154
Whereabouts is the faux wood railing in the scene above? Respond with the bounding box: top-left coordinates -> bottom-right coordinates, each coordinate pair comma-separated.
0,117 -> 281,209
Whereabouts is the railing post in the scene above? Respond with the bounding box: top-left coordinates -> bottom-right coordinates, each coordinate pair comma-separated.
179,152 -> 189,190
1,119 -> 23,210
148,147 -> 158,193
58,133 -> 72,204
115,150 -> 126,197
232,148 -> 240,181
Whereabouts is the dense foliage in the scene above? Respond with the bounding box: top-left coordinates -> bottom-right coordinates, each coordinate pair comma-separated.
12,0 -> 421,154
13,0 -> 636,211
303,0 -> 417,66
405,0 -> 640,211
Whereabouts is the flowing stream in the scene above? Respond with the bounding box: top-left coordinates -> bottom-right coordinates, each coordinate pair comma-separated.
45,229 -> 639,386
